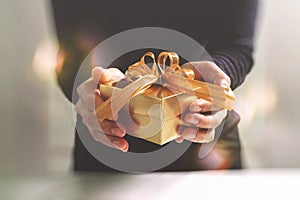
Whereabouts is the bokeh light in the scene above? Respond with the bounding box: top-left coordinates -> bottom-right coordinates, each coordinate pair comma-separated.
33,38 -> 59,81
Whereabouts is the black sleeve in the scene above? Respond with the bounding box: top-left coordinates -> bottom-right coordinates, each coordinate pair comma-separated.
51,0 -> 259,101
209,0 -> 259,90
50,0 -> 90,102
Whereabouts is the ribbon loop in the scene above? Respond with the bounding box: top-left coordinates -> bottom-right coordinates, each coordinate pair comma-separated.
157,51 -> 181,75
125,52 -> 158,82
126,51 -> 189,82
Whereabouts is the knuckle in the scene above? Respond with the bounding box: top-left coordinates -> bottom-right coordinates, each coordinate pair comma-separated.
199,116 -> 211,128
87,114 -> 96,127
84,116 -> 90,126
77,84 -> 84,96
90,129 -> 108,143
98,121 -> 106,133
195,132 -> 206,142
90,130 -> 101,142
86,95 -> 95,110
83,115 -> 93,128
75,101 -> 84,115
75,103 -> 80,113
82,117 -> 88,126
205,129 -> 215,142
90,130 -> 97,140
86,115 -> 92,126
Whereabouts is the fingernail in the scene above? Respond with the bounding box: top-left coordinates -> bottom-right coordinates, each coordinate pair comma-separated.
110,75 -> 124,82
183,129 -> 197,140
191,103 -> 202,112
115,74 -> 126,79
221,80 -> 229,88
176,137 -> 184,143
112,140 -> 125,151
111,128 -> 125,137
197,99 -> 206,105
185,115 -> 199,125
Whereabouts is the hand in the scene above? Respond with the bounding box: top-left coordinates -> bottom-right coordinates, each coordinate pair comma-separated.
76,67 -> 129,152
175,61 -> 231,143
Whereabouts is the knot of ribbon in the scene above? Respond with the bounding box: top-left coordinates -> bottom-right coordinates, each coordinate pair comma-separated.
95,51 -> 235,122
125,51 -> 195,83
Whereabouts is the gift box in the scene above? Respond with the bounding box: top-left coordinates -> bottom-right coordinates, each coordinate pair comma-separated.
95,52 -> 235,145
99,80 -> 200,145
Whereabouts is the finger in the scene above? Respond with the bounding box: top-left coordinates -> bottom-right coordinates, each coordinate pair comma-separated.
182,61 -> 231,86
212,74 -> 235,99
77,78 -> 98,99
184,109 -> 227,129
107,68 -> 126,79
75,99 -> 89,117
85,91 -> 104,111
92,67 -> 111,83
212,75 -> 231,88
175,136 -> 184,143
76,100 -> 126,137
85,116 -> 126,137
92,67 -> 125,84
99,120 -> 126,137
109,136 -> 129,152
189,99 -> 222,113
90,130 -> 129,152
76,99 -> 99,127
181,127 -> 215,143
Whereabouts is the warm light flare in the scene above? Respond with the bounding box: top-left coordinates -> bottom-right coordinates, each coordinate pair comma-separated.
235,82 -> 278,129
33,38 -> 59,81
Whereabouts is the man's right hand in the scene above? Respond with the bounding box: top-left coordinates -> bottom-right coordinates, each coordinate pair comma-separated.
75,67 -> 129,152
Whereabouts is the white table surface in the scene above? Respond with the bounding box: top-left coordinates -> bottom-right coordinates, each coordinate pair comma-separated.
1,169 -> 300,200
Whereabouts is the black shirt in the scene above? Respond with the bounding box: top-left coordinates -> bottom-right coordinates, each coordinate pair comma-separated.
51,0 -> 258,171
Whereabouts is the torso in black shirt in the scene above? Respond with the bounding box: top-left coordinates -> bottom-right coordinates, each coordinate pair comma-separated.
51,0 -> 258,171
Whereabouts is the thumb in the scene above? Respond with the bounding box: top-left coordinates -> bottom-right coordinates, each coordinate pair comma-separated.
107,68 -> 126,81
92,67 -> 125,84
213,74 -> 231,88
213,75 -> 235,99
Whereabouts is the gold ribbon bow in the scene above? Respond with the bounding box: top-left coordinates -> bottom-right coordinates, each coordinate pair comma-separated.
95,52 -> 235,122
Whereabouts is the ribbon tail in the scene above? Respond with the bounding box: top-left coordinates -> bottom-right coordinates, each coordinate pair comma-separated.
94,74 -> 158,122
166,74 -> 235,110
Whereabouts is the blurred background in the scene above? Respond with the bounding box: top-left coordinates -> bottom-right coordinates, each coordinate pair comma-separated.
1,0 -> 300,175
